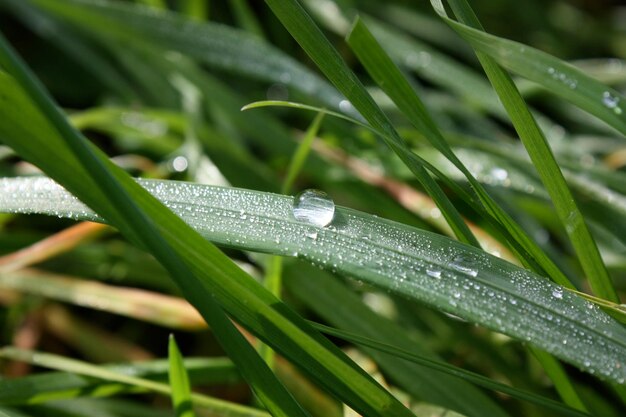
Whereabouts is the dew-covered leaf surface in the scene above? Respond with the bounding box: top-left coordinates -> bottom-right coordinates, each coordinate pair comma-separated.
0,176 -> 624,384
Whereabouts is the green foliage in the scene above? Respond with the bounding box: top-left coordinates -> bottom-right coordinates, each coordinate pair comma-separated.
0,1 -> 625,417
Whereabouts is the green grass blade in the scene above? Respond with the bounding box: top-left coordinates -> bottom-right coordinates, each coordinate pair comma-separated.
27,0 -> 347,113
429,0 -> 619,303
0,357 -> 239,405
1,176 -> 624,385
263,0 -> 480,247
0,34 -> 414,417
345,17 -> 574,289
168,335 -> 196,417
530,348 -> 587,412
430,4 -> 626,136
0,347 -> 266,417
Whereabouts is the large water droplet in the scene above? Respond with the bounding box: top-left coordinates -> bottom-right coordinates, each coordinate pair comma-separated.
552,288 -> 564,299
293,189 -> 335,227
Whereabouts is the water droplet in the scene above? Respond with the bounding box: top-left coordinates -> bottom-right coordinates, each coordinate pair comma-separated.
426,268 -> 441,278
339,100 -> 353,113
292,189 -> 335,227
306,231 -> 318,240
552,288 -> 563,299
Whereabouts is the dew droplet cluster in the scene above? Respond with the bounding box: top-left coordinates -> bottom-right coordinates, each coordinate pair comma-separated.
0,177 -> 624,383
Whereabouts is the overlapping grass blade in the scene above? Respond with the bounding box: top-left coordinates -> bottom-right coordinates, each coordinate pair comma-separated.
262,0 -> 479,247
0,176 -> 624,384
429,0 -> 618,303
0,34 -> 415,417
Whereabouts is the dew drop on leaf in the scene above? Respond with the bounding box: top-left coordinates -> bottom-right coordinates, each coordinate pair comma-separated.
292,189 -> 335,227
552,288 -> 564,299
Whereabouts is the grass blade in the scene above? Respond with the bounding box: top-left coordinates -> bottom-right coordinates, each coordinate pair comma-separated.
0,347 -> 265,417
1,176 -> 624,385
169,335 -> 195,417
429,0 -> 619,303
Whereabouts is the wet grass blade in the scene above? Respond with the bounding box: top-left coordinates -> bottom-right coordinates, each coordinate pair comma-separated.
1,176 -> 624,385
429,0 -> 619,303
262,0 -> 480,247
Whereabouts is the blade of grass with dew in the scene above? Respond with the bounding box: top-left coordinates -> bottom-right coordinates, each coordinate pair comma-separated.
0,35 -> 417,417
262,0 -> 480,247
430,0 -> 619,303
309,324 -> 590,417
169,335 -> 195,417
346,17 -> 575,290
1,176 -> 625,384
284,262 -> 510,417
26,0 -> 348,114
0,347 -> 265,417
0,45 -> 308,417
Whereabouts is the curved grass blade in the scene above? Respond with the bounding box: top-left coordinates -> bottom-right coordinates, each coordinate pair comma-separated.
1,176 -> 624,385
169,335 -> 195,417
262,0 -> 480,248
430,0 -> 619,303
26,0 -> 348,114
0,37 -> 414,417
0,348 -> 265,417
